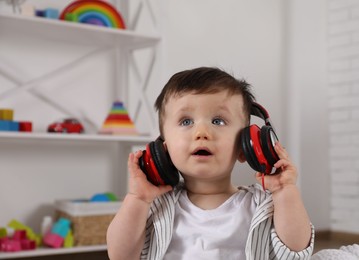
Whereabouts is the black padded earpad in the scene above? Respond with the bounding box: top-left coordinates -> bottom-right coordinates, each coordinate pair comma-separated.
260,126 -> 279,166
149,139 -> 179,187
240,126 -> 264,173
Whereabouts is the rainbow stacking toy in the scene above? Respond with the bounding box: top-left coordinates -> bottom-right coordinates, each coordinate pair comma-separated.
59,0 -> 126,29
99,101 -> 138,135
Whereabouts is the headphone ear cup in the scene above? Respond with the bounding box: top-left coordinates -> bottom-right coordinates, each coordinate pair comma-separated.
260,126 -> 279,166
240,125 -> 264,173
149,139 -> 179,187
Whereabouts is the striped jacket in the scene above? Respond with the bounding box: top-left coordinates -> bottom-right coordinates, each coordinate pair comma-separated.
141,183 -> 314,260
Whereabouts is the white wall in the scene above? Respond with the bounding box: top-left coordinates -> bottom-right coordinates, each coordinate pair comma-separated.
327,0 -> 359,233
285,0 -> 330,230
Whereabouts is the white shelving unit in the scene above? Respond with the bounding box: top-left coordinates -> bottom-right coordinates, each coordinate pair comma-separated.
0,0 -> 162,258
0,13 -> 160,51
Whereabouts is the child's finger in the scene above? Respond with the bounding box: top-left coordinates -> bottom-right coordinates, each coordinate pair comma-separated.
274,158 -> 290,169
128,150 -> 143,177
275,142 -> 289,160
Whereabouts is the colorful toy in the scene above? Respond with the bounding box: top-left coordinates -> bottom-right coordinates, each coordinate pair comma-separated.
63,230 -> 74,248
90,192 -> 118,202
43,218 -> 71,248
59,0 -> 126,29
0,109 -> 13,120
0,227 -> 36,252
36,8 -> 60,19
0,228 -> 7,238
0,108 -> 33,132
99,101 -> 138,135
47,118 -> 84,134
7,219 -> 41,246
0,120 -> 19,131
19,121 -> 32,132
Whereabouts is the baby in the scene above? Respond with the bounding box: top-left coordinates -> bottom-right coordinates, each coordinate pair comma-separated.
107,67 -> 314,259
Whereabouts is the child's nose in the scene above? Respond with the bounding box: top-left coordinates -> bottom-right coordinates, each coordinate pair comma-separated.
195,123 -> 211,140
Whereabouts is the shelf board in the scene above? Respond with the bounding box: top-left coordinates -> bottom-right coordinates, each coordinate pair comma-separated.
0,131 -> 153,145
0,244 -> 106,259
0,13 -> 161,49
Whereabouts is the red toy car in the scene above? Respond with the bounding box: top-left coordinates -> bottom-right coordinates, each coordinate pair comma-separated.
47,118 -> 84,133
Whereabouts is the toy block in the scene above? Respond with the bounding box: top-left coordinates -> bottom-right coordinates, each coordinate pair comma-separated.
20,239 -> 36,250
35,9 -> 45,17
51,218 -> 71,238
44,8 -> 59,19
41,216 -> 53,236
0,120 -> 19,131
19,121 -> 32,132
0,120 -> 10,131
0,237 -> 7,250
7,219 -> 41,246
13,230 -> 26,240
0,228 -> 6,238
43,233 -> 64,248
10,121 -> 19,131
63,230 -> 74,248
0,239 -> 21,252
99,101 -> 138,135
0,109 -> 13,120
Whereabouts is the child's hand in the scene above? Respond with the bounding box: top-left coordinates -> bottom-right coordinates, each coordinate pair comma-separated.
127,150 -> 172,204
255,142 -> 297,193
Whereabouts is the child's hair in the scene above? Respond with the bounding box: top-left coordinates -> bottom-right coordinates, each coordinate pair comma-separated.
155,67 -> 255,136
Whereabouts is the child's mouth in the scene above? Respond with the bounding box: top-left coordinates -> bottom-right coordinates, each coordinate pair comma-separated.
192,149 -> 212,156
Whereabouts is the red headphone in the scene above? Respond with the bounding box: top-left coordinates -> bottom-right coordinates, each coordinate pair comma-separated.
239,102 -> 279,175
138,102 -> 279,186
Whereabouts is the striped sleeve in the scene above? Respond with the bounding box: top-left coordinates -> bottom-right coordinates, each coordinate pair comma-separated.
140,185 -> 183,260
246,184 -> 315,260
269,223 -> 315,260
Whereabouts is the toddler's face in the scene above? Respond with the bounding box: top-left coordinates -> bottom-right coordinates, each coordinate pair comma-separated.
162,90 -> 246,182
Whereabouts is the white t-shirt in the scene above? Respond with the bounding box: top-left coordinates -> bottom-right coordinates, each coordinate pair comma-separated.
164,188 -> 256,259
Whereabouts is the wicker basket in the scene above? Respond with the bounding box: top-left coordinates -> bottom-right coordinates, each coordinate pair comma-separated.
55,200 -> 121,246
56,211 -> 114,246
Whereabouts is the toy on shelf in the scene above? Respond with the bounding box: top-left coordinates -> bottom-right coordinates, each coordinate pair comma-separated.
47,118 -> 85,134
99,101 -> 138,135
7,219 -> 41,247
59,0 -> 126,29
0,219 -> 40,252
16,1 -> 59,19
90,192 -> 118,202
0,108 -> 33,132
0,230 -> 36,252
35,8 -> 60,19
43,217 -> 73,248
55,193 -> 121,246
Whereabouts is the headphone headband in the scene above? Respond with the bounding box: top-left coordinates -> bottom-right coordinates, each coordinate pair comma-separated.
251,102 -> 269,120
251,102 -> 276,133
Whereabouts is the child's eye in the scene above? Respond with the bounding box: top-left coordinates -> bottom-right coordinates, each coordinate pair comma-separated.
212,118 -> 225,126
180,118 -> 193,126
